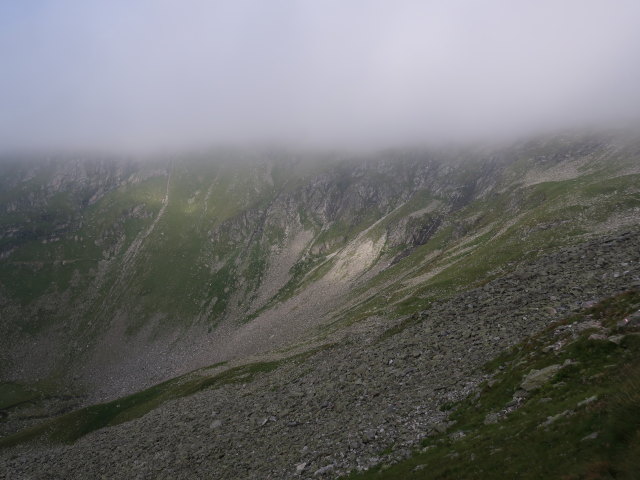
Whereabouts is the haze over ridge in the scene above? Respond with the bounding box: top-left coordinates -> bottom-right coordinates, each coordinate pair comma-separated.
1,0 -> 640,153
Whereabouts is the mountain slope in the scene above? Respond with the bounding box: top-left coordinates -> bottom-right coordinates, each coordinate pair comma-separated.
2,227 -> 639,479
0,132 -> 639,423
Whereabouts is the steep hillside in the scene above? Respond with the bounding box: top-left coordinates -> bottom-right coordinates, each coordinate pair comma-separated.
2,228 -> 639,479
1,132 -> 639,463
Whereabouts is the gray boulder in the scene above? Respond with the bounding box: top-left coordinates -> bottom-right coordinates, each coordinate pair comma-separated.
520,364 -> 562,392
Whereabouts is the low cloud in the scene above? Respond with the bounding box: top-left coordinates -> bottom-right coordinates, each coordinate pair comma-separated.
1,0 -> 640,153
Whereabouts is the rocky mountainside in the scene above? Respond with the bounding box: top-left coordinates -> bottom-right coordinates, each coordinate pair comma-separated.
2,228 -> 640,479
1,131 -> 640,478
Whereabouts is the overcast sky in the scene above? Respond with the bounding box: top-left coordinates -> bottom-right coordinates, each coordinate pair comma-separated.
1,0 -> 639,152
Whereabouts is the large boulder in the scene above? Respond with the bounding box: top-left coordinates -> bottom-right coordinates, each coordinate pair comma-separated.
520,364 -> 562,392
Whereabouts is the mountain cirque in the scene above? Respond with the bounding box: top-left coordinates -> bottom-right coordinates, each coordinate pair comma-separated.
1,132 -> 640,478
2,228 -> 639,479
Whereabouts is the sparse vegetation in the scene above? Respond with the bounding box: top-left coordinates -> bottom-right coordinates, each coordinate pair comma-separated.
344,291 -> 640,480
0,346 -> 329,448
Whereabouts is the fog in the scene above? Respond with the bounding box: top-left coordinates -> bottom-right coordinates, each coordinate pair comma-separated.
1,0 -> 640,153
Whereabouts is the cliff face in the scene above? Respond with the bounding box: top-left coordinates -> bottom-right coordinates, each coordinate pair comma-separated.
1,133 -> 639,400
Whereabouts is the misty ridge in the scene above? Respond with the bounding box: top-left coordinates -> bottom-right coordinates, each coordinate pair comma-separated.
0,0 -> 639,156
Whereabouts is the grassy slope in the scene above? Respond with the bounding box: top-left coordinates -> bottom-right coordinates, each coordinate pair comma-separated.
329,160 -> 639,332
3,143 -> 636,338
0,158 -> 319,336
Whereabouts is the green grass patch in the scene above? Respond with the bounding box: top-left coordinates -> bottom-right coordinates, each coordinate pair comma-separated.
0,383 -> 42,410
